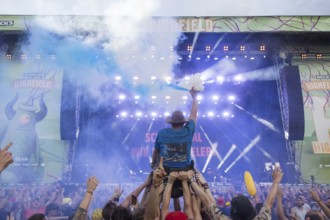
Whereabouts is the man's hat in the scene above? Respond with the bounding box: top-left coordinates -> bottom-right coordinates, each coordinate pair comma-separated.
166,111 -> 188,124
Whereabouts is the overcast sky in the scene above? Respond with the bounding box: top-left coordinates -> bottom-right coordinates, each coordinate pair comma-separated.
1,0 -> 330,16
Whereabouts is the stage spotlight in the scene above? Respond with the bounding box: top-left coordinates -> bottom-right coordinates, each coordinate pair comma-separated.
316,54 -> 322,59
182,95 -> 188,100
118,94 -> 126,100
234,75 -> 242,81
164,112 -> 170,117
120,111 -> 128,117
6,54 -> 12,60
223,45 -> 229,51
115,76 -> 121,80
151,112 -> 157,117
260,45 -> 266,51
232,57 -> 236,60
133,76 -> 139,80
150,76 -> 157,80
214,57 -> 219,60
187,45 -> 192,51
134,95 -> 140,100
151,96 -> 157,99
21,54 -> 26,60
228,95 -> 236,101
250,57 -> 255,60
216,76 -> 224,83
196,95 -> 202,100
206,46 -> 211,51
212,95 -> 219,101
301,53 -> 307,59
240,45 -> 245,51
165,96 -> 170,99
135,111 -> 142,117
207,111 -> 215,117
223,111 -> 230,117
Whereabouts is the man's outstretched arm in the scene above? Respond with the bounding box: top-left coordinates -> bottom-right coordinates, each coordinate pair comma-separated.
188,87 -> 198,122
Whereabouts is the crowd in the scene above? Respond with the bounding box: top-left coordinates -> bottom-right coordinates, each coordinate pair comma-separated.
0,143 -> 330,220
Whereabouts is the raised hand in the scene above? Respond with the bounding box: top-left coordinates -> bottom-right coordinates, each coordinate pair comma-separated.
309,188 -> 321,202
152,157 -> 166,187
0,142 -> 14,172
272,166 -> 283,184
113,186 -> 124,198
178,171 -> 188,181
168,172 -> 178,184
86,176 -> 99,193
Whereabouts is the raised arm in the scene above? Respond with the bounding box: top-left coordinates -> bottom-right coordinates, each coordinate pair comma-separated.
178,171 -> 194,219
73,176 -> 99,220
144,158 -> 167,220
264,166 -> 283,208
276,187 -> 289,220
188,87 -> 198,122
161,172 -> 178,220
120,174 -> 150,208
195,170 -> 216,204
0,142 -> 14,173
309,188 -> 330,218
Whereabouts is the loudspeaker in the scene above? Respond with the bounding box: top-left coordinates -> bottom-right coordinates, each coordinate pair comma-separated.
60,73 -> 77,140
280,66 -> 305,140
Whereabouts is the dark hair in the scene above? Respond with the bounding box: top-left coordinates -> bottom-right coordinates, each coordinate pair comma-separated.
111,206 -> 132,220
46,203 -> 59,215
132,207 -> 145,220
230,195 -> 257,220
102,201 -> 117,220
27,213 -> 46,220
255,203 -> 263,213
305,210 -> 323,220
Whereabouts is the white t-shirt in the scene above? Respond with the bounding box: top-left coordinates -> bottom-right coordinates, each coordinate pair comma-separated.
291,203 -> 311,220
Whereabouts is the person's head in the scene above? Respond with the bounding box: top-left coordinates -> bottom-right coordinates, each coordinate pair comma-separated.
165,211 -> 188,220
295,196 -> 305,207
305,210 -> 325,220
217,197 -> 225,207
31,197 -> 42,209
46,203 -> 60,217
111,206 -> 132,220
102,201 -> 117,220
230,195 -> 257,220
27,213 -> 46,220
166,111 -> 188,128
92,208 -> 103,220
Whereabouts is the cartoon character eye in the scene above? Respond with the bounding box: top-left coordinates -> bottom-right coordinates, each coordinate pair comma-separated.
20,114 -> 31,124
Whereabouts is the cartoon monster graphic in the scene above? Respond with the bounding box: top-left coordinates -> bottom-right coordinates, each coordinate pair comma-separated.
0,93 -> 47,183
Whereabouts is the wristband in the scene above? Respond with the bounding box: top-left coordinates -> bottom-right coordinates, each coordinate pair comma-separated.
201,182 -> 209,190
86,190 -> 93,195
